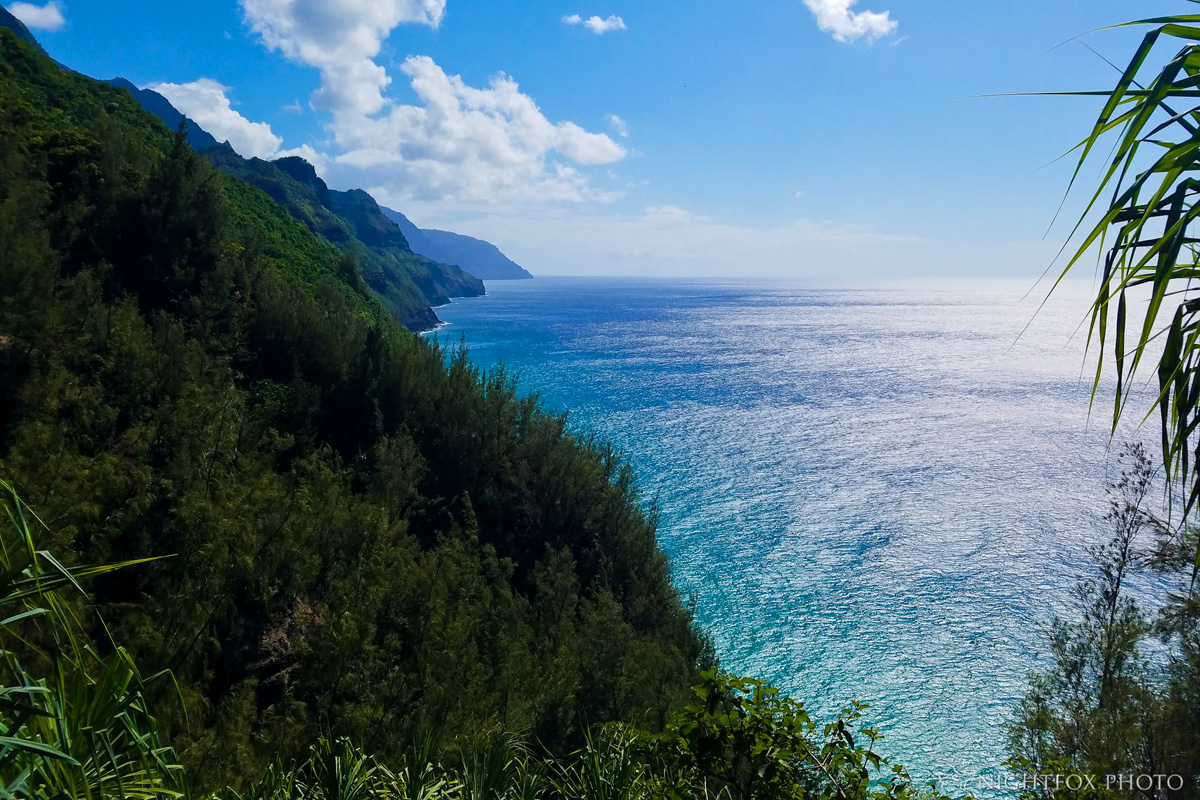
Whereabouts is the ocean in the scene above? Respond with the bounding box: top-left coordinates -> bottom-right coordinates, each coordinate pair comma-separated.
430,276 -> 1165,793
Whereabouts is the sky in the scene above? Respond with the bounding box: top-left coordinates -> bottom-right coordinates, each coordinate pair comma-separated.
4,0 -> 1185,277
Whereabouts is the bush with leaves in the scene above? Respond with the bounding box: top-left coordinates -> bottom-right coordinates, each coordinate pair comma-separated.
652,671 -> 951,800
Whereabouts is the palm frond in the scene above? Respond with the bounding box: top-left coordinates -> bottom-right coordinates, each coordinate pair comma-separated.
1047,16 -> 1200,580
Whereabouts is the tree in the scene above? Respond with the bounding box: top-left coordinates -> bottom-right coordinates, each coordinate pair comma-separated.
1008,445 -> 1200,798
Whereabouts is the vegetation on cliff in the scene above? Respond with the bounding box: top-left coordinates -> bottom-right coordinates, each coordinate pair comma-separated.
0,480 -> 954,800
206,149 -> 484,331
0,27 -> 957,799
15,5 -> 1200,798
0,28 -> 704,789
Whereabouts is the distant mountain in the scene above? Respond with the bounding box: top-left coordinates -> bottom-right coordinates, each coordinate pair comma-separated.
329,185 -> 484,308
106,78 -> 222,152
382,207 -> 533,281
0,5 -> 45,54
79,55 -> 527,289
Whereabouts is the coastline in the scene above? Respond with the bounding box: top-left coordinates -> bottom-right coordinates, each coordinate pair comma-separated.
417,286 -> 494,335
419,320 -> 452,336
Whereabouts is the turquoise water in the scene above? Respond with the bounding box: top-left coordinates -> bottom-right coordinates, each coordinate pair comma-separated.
431,277 -> 1159,793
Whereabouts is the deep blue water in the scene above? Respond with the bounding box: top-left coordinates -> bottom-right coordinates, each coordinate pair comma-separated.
430,276 -> 1162,793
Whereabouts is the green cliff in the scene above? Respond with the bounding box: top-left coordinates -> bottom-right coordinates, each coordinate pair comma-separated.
0,28 -> 705,788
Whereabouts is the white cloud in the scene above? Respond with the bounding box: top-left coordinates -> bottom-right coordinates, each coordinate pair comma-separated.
802,0 -> 896,43
563,13 -> 626,34
239,0 -> 446,117
642,205 -> 697,224
8,1 -> 65,31
235,0 -> 626,205
556,121 -> 625,164
585,15 -> 625,34
402,204 -> 938,277
237,0 -> 620,203
608,114 -> 629,137
149,79 -> 284,159
323,56 -> 625,204
281,99 -> 304,114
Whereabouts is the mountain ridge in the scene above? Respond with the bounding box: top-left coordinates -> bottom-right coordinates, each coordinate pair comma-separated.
383,206 -> 533,281
0,6 -> 527,294
90,79 -> 514,321
205,146 -> 485,330
105,78 -> 223,152
0,5 -> 42,53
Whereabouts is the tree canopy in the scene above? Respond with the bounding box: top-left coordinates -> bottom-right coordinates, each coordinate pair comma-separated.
0,28 -> 708,790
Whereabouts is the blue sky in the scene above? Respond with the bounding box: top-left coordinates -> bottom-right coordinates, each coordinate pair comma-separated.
6,0 -> 1184,277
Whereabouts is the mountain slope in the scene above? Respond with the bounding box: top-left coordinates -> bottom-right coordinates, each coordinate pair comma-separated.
104,76 -> 483,329
0,5 -> 44,54
329,186 -> 484,304
107,77 -> 222,151
383,206 -> 533,280
420,228 -> 533,280
205,148 -> 484,330
0,26 -> 705,789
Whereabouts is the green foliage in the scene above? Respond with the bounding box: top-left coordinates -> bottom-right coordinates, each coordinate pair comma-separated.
1009,445 -> 1200,798
212,682 -> 957,799
0,477 -> 949,800
205,149 -> 483,331
0,28 -> 707,791
0,480 -> 184,799
654,672 -> 945,800
1045,2 -> 1200,576
552,727 -> 653,800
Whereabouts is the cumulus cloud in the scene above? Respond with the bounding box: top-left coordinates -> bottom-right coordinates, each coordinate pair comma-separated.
320,56 -> 625,204
150,79 -> 284,159
239,0 -> 446,117
802,0 -> 896,43
8,1 -> 66,31
563,13 -> 626,34
585,15 -> 626,33
237,0 -> 619,204
608,114 -> 629,137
